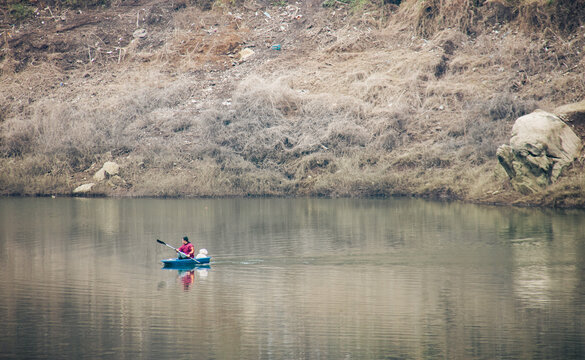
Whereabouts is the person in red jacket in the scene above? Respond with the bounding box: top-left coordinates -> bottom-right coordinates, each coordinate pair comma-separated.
177,236 -> 194,259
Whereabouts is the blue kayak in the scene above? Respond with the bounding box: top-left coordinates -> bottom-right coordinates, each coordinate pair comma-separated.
161,257 -> 211,268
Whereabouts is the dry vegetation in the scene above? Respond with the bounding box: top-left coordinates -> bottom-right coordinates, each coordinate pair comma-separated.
1,0 -> 585,207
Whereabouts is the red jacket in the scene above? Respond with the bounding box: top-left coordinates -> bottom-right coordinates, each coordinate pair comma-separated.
178,243 -> 194,258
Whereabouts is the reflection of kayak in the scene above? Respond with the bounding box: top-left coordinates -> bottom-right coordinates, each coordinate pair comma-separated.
161,257 -> 211,268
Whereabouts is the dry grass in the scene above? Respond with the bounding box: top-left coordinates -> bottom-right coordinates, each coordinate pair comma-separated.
0,155 -> 73,195
150,6 -> 247,71
0,0 -> 584,206
399,0 -> 585,37
1,68 -> 192,155
400,0 -> 480,37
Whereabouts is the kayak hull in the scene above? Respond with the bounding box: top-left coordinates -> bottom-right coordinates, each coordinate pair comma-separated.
161,257 -> 211,268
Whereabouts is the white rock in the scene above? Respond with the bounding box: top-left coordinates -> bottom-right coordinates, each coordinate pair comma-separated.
239,48 -> 255,61
73,183 -> 95,194
133,28 -> 147,38
94,161 -> 120,181
94,168 -> 107,181
102,161 -> 120,176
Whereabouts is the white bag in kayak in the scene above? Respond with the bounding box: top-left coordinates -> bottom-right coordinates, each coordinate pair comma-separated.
196,248 -> 208,258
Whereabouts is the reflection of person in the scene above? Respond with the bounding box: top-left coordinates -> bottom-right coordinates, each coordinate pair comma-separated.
181,270 -> 195,290
177,236 -> 194,259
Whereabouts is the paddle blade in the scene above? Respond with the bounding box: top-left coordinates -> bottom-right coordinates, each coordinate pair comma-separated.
156,239 -> 166,245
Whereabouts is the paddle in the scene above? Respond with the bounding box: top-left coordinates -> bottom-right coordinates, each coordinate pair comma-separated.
156,239 -> 200,263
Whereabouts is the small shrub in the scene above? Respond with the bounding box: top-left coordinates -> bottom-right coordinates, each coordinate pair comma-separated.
478,93 -> 538,122
60,0 -> 112,8
401,0 -> 482,37
8,3 -> 34,20
323,121 -> 370,153
323,0 -> 350,7
0,118 -> 35,156
322,0 -> 372,11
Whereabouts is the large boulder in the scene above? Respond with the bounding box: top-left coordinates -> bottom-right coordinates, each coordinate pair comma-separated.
554,100 -> 585,139
497,110 -> 582,194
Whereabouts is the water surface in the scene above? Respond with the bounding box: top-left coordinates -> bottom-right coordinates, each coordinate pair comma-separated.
1,197 -> 584,359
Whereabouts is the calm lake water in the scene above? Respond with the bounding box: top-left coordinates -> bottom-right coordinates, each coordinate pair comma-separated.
1,197 -> 584,359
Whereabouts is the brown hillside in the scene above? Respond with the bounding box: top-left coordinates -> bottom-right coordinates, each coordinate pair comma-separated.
1,0 -> 584,207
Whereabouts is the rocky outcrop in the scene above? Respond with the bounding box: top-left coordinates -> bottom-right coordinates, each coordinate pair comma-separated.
73,161 -> 123,195
497,110 -> 582,194
93,161 -> 120,181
